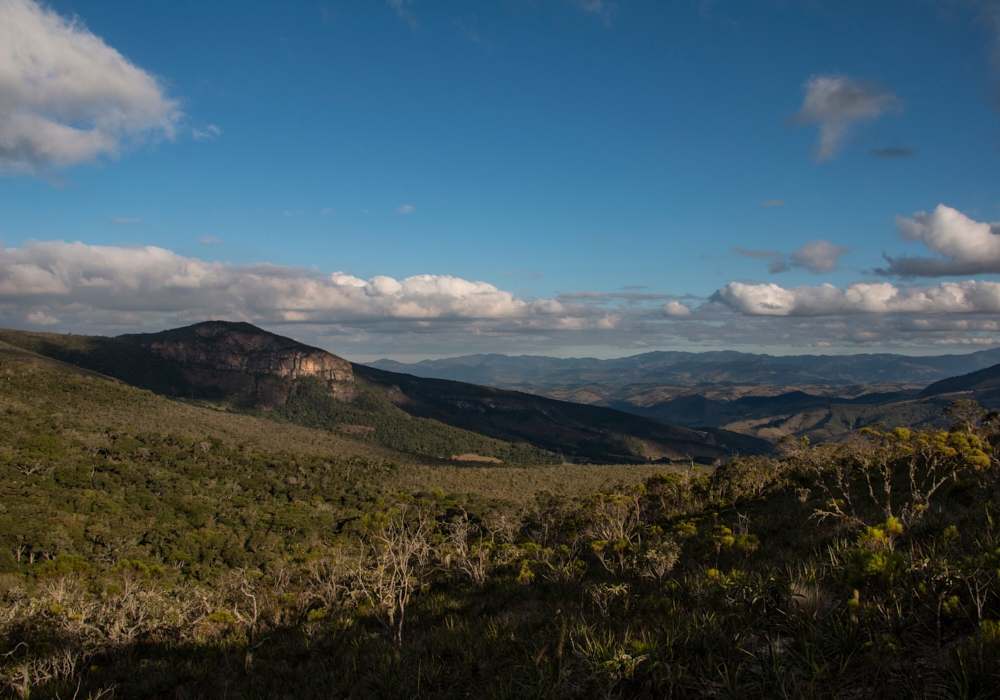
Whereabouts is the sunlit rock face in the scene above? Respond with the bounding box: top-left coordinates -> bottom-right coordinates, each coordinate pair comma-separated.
146,321 -> 354,383
128,321 -> 354,405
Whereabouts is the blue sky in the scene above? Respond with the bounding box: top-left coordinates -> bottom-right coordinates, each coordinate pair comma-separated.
2,0 -> 1000,360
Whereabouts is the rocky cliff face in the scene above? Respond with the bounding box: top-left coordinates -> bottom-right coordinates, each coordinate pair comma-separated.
127,321 -> 355,405
143,321 -> 354,383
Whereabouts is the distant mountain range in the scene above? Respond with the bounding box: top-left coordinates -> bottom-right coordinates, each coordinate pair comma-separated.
368,349 -> 1000,443
368,348 -> 1000,389
0,323 -> 773,465
7,324 -> 997,456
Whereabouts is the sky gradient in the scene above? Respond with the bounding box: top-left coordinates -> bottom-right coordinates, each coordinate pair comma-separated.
1,0 -> 1000,360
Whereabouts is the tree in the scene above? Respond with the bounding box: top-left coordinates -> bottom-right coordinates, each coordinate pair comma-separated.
354,502 -> 436,644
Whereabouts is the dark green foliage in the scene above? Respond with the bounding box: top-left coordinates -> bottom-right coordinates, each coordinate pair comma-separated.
354,364 -> 775,464
265,376 -> 561,466
6,354 -> 1000,699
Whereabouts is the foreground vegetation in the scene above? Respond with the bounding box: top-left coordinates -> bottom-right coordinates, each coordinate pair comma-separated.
3,355 -> 1000,698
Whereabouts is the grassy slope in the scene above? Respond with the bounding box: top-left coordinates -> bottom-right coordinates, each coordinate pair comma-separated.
0,327 -> 565,466
0,325 -> 774,464
0,347 -> 679,583
0,342 -> 681,500
0,341 -> 410,463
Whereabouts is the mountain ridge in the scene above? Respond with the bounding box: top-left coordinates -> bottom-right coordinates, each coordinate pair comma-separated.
369,347 -> 1000,388
0,322 -> 774,464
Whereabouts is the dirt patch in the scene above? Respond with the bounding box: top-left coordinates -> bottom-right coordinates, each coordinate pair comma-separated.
451,453 -> 502,463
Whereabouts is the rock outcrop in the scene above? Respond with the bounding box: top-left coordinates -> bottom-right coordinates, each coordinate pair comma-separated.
142,321 -> 353,383
122,321 -> 355,405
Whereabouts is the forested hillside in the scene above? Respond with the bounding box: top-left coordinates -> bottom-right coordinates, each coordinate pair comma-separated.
0,323 -> 773,465
3,348 -> 1000,698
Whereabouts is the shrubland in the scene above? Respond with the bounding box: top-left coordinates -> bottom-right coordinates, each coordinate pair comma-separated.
3,355 -> 1000,698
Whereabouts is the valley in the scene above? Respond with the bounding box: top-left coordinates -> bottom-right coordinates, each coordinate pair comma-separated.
3,323 -> 1000,698
372,349 -> 1000,442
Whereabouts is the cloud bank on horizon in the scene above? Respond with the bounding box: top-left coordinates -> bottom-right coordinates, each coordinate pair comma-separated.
2,217 -> 1000,354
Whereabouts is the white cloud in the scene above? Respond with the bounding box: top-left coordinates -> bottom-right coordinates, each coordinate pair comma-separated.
110,216 -> 141,225
192,125 -> 221,141
761,199 -> 787,208
0,241 -> 627,333
198,236 -> 221,245
0,0 -> 181,176
321,208 -> 333,216
878,204 -> 1000,277
712,280 -> 1000,316
26,310 -> 58,325
664,301 -> 691,317
6,240 -> 1000,355
787,75 -> 899,162
396,204 -> 415,215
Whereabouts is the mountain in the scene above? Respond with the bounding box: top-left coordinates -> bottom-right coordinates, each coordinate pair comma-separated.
366,350 -> 1000,444
0,321 -> 355,406
369,347 -> 1000,389
612,363 -> 1000,443
352,365 -> 771,464
0,323 -> 774,464
920,363 -> 1000,397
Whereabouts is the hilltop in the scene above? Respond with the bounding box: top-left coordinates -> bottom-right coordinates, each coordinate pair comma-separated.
0,322 -> 773,464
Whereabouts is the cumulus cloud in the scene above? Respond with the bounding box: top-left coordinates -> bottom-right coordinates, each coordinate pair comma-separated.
0,0 -> 181,176
5,240 -> 1000,355
787,75 -> 899,162
878,204 -> 1000,277
664,301 -> 692,317
396,204 -> 415,215
712,279 -> 1000,316
733,239 -> 849,274
0,241 -> 634,333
